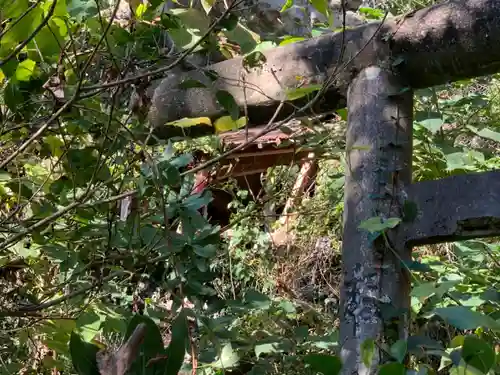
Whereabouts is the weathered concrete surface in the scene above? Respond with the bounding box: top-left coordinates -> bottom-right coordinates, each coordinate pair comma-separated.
149,0 -> 500,137
340,67 -> 413,375
402,170 -> 500,246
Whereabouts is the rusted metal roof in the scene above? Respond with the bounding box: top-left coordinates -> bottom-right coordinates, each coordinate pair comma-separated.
218,119 -> 311,148
218,113 -> 342,149
210,113 -> 342,178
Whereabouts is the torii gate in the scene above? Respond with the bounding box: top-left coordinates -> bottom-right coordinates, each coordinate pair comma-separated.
145,0 -> 500,374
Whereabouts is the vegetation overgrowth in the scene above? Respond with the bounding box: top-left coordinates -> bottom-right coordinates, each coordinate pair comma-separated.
0,0 -> 499,374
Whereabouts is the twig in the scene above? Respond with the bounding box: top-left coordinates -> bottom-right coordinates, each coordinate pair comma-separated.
0,0 -> 123,170
80,0 -> 244,92
0,0 -> 57,67
0,0 -> 42,40
0,271 -> 125,316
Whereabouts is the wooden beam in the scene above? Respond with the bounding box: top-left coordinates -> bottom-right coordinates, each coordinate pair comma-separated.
224,148 -> 303,159
218,121 -> 316,147
149,0 -> 500,138
401,170 -> 500,246
270,152 -> 318,247
215,150 -> 315,178
278,152 -> 317,227
340,66 -> 413,374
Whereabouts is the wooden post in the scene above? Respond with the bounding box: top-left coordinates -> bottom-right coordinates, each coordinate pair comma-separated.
279,152 -> 317,227
340,66 -> 413,374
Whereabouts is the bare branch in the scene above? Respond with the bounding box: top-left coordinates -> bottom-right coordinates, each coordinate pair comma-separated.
97,323 -> 147,375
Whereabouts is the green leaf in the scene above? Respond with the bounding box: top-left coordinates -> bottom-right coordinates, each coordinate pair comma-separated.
10,240 -> 40,259
201,0 -> 215,14
168,8 -> 211,51
432,307 -> 500,331
278,299 -> 296,314
418,118 -> 444,133
192,244 -> 217,258
255,342 -> 284,358
309,0 -> 330,18
69,332 -> 100,375
461,335 -> 495,373
415,111 -> 444,134
379,362 -> 406,375
149,0 -> 164,7
1,3 -> 42,54
4,80 -> 24,112
67,0 -> 99,22
124,315 -> 165,374
361,338 -> 376,367
214,115 -> 247,133
0,172 -> 11,182
165,310 -> 189,375
358,7 -> 386,20
15,59 -> 36,81
285,84 -> 322,101
184,191 -> 213,211
76,311 -> 102,342
280,0 -> 294,12
216,90 -> 239,120
212,343 -> 240,369
163,165 -> 181,187
219,13 -> 239,31
450,349 -> 463,367
224,23 -> 261,54
407,335 -> 443,354
336,108 -> 348,121
312,27 -> 328,37
390,340 -> 407,363
471,127 -> 500,143
43,135 -> 65,157
449,363 -> 485,375
170,153 -> 194,169
411,281 -> 459,300
42,0 -> 69,17
445,151 -> 484,171
166,117 -> 212,127
403,260 -> 432,273
245,289 -> 271,310
303,354 -> 342,375
402,200 -> 418,222
178,79 -> 207,89
279,36 -> 306,46
358,217 -> 401,233
35,18 -> 68,62
308,332 -> 339,350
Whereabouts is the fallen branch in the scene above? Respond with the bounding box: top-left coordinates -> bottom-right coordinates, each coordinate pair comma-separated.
97,323 -> 147,375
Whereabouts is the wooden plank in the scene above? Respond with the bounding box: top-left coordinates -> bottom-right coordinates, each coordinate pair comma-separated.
340,66 -> 413,375
149,0 -> 500,138
215,150 -> 315,178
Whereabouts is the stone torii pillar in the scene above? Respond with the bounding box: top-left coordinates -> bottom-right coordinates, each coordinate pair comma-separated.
341,66 -> 500,374
341,66 -> 413,374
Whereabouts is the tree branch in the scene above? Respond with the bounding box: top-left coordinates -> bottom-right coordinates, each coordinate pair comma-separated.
0,0 -> 57,67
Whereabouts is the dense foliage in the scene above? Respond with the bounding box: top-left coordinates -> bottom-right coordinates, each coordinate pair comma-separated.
0,1 -> 499,375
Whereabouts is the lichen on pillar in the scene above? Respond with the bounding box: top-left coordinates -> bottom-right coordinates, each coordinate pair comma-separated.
340,65 -> 413,374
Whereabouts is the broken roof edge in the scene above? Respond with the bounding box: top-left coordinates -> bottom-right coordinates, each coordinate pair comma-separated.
218,113 -> 342,148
